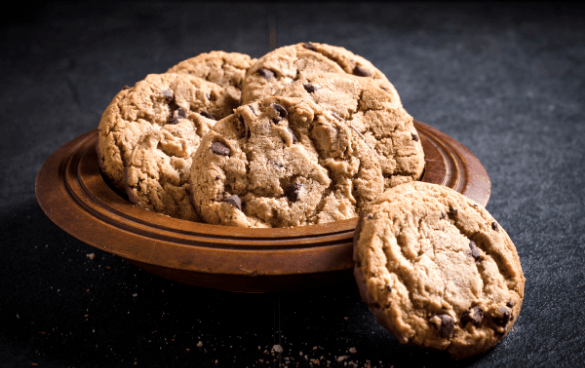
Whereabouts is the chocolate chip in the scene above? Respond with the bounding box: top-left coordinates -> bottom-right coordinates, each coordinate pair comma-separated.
287,127 -> 298,143
385,285 -> 392,292
272,104 -> 288,124
440,212 -> 445,220
269,160 -> 284,168
303,84 -> 317,93
493,306 -> 511,326
122,85 -> 130,90
437,314 -> 454,338
174,107 -> 187,119
381,86 -> 388,92
468,240 -> 482,261
237,115 -> 249,139
162,89 -> 174,102
302,42 -> 316,50
256,68 -> 274,80
285,183 -> 302,202
367,214 -> 374,219
224,194 -> 242,211
248,105 -> 256,115
200,111 -> 216,120
506,301 -> 514,308
168,117 -> 180,125
331,112 -> 344,121
412,133 -> 419,141
353,65 -> 372,77
210,141 -> 230,156
448,207 -> 458,217
461,306 -> 484,327
215,176 -> 220,180
492,222 -> 499,231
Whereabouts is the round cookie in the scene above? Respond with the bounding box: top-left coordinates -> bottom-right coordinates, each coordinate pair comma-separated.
125,116 -> 215,221
167,51 -> 256,103
353,182 -> 525,360
276,72 -> 424,188
189,96 -> 385,228
97,73 -> 238,191
241,42 -> 401,106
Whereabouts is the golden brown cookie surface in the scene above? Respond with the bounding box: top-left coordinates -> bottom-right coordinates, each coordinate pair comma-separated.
189,97 -> 385,228
354,182 -> 525,360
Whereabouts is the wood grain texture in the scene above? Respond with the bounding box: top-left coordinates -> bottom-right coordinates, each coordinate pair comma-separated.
35,121 -> 490,292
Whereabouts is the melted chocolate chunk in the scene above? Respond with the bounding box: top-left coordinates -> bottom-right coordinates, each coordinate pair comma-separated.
302,42 -> 316,50
168,117 -> 180,125
331,112 -> 344,121
269,160 -> 284,168
272,104 -> 288,124
122,85 -> 130,90
469,240 -> 482,261
437,314 -> 454,338
353,65 -> 372,77
385,284 -> 392,292
285,183 -> 302,202
174,107 -> 187,119
224,194 -> 242,211
493,306 -> 511,326
461,306 -> 484,327
492,222 -> 499,231
237,115 -> 249,139
506,301 -> 514,308
287,127 -> 298,143
412,133 -> 419,141
440,212 -> 445,220
256,68 -> 274,80
162,89 -> 174,102
200,111 -> 216,120
210,141 -> 230,156
448,207 -> 458,217
303,83 -> 317,93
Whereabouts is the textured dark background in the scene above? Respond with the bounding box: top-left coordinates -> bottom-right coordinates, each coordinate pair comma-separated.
1,1 -> 584,367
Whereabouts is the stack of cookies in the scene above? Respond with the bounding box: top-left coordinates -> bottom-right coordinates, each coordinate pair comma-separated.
96,43 -> 524,359
97,42 -> 425,227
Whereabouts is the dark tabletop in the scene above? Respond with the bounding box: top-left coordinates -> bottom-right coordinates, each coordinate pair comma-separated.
1,1 -> 584,367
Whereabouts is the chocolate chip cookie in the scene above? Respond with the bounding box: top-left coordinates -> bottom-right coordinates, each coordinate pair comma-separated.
189,96 -> 384,228
125,116 -> 215,221
241,42 -> 400,106
97,73 -> 238,191
353,182 -> 525,359
167,51 -> 256,104
276,72 -> 424,188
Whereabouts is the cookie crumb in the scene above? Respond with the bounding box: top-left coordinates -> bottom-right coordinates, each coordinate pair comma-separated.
349,347 -> 357,354
197,341 -> 203,348
86,253 -> 95,260
271,344 -> 283,354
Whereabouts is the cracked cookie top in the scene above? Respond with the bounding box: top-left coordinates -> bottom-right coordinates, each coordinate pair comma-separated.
189,96 -> 384,228
125,117 -> 215,222
241,42 -> 400,105
353,182 -> 525,360
276,72 -> 424,188
97,73 -> 238,191
167,51 -> 256,104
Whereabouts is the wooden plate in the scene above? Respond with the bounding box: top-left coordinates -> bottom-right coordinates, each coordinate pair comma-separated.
35,121 -> 490,292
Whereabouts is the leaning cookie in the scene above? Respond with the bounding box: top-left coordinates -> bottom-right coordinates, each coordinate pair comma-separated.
353,182 -> 525,360
241,42 -> 401,106
189,96 -> 384,228
125,116 -> 215,222
97,73 -> 238,191
167,51 -> 256,104
276,72 -> 423,188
